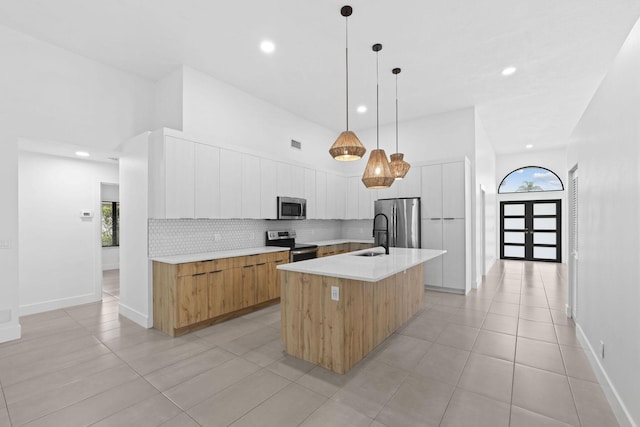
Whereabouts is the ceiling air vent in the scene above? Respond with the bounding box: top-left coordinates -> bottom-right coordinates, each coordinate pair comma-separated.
290,139 -> 302,150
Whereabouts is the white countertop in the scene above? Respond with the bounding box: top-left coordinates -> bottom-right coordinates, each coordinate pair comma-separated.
151,246 -> 289,264
301,238 -> 374,246
277,247 -> 446,282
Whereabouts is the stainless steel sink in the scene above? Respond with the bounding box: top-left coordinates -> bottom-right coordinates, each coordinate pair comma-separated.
354,251 -> 385,257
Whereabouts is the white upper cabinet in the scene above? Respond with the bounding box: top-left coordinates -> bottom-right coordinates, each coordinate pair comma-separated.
304,168 -> 316,219
164,136 -> 195,219
276,162 -> 292,197
219,149 -> 242,218
442,161 -> 465,218
421,164 -> 443,219
315,171 -> 327,219
241,154 -> 261,218
396,168 -> 421,198
194,143 -> 220,218
326,173 -> 346,219
358,180 -> 376,219
345,176 -> 359,219
291,165 -> 305,199
260,158 -> 277,219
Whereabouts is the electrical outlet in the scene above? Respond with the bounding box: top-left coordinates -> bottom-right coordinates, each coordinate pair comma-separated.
214,233 -> 222,242
0,240 -> 11,249
331,286 -> 339,301
248,232 -> 255,240
600,340 -> 605,359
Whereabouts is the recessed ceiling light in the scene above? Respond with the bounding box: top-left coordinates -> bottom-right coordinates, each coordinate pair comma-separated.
75,151 -> 90,157
525,144 -> 533,149
260,40 -> 275,54
357,105 -> 367,113
501,66 -> 517,76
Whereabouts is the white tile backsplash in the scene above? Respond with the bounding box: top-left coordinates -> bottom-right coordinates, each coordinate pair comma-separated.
148,219 -> 368,257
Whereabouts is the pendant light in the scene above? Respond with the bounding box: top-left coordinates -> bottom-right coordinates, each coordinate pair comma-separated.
329,5 -> 366,161
362,43 -> 394,189
389,67 -> 411,179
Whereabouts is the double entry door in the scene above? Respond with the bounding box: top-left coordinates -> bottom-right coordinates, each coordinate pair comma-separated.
500,200 -> 561,262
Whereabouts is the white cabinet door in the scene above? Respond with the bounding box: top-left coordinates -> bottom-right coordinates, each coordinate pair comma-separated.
219,149 -> 242,218
421,164 -> 442,219
241,154 -> 261,218
276,162 -> 292,197
291,165 -> 305,198
304,168 -> 316,219
326,173 -> 346,219
194,143 -> 220,218
316,171 -> 327,219
345,176 -> 359,219
422,219 -> 443,287
165,136 -> 195,218
396,168 -> 421,198
260,158 -> 277,219
358,183 -> 376,219
442,161 -> 465,219
376,183 -> 398,200
442,218 -> 466,290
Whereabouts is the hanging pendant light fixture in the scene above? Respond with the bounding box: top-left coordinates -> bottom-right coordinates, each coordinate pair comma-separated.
362,43 -> 394,189
329,5 -> 366,161
389,67 -> 411,179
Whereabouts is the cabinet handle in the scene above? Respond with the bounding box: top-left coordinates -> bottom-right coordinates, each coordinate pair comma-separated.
444,218 -> 455,220
243,265 -> 253,269
256,262 -> 266,266
211,270 -> 223,273
275,260 -> 285,264
192,272 -> 206,277
430,218 -> 441,220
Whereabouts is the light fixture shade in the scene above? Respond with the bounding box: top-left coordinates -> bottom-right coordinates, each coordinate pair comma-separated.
389,153 -> 411,179
362,149 -> 394,189
329,131 -> 366,161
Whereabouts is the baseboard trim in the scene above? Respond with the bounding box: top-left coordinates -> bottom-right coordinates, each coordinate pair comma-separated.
19,293 -> 100,316
119,302 -> 152,329
0,323 -> 21,343
576,323 -> 637,427
102,264 -> 119,271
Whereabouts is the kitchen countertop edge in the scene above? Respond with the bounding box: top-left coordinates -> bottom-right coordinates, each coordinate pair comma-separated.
277,247 -> 446,282
151,246 -> 290,264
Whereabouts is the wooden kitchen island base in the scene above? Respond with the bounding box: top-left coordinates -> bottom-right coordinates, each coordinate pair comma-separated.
280,265 -> 424,374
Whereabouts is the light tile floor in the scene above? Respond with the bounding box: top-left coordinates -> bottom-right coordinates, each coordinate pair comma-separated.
0,261 -> 619,426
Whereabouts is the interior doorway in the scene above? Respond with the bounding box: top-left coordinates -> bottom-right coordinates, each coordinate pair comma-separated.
500,199 -> 562,263
568,166 -> 579,318
100,183 -> 120,300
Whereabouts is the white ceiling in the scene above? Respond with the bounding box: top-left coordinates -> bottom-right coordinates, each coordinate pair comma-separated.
1,0 -> 639,154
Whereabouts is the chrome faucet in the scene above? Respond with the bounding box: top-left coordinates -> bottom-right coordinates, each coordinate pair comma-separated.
372,213 -> 390,255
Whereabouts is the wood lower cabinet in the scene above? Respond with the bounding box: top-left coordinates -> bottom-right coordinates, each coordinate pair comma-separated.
317,242 -> 374,258
153,250 -> 288,336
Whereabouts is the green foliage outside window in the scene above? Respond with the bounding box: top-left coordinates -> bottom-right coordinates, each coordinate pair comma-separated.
102,202 -> 119,247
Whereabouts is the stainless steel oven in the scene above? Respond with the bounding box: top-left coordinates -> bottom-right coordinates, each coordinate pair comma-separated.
265,230 -> 317,262
277,197 -> 306,220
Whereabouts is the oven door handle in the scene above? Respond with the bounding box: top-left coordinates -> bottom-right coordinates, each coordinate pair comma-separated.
290,247 -> 318,256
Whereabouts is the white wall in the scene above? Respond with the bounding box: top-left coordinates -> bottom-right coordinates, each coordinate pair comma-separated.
474,112 -> 497,283
101,183 -> 119,270
495,147 -> 569,263
0,24 -> 154,341
19,151 -> 119,315
567,18 -> 640,426
181,66 -> 342,174
341,108 -> 476,176
119,132 -> 153,328
154,67 -> 184,131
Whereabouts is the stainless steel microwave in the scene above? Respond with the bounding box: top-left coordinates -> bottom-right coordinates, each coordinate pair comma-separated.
277,197 -> 306,220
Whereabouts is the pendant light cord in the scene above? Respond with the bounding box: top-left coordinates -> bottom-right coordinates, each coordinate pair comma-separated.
376,49 -> 379,149
345,16 -> 349,131
395,73 -> 398,152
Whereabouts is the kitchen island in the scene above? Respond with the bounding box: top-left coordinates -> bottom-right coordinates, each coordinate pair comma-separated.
278,247 -> 445,374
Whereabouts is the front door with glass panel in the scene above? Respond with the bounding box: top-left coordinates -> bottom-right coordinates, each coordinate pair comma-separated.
500,200 -> 561,262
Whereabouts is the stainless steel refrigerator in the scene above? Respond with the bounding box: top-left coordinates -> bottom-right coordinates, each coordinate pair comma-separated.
374,198 -> 421,248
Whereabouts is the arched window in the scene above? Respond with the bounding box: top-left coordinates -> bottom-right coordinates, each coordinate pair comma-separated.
498,166 -> 564,194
